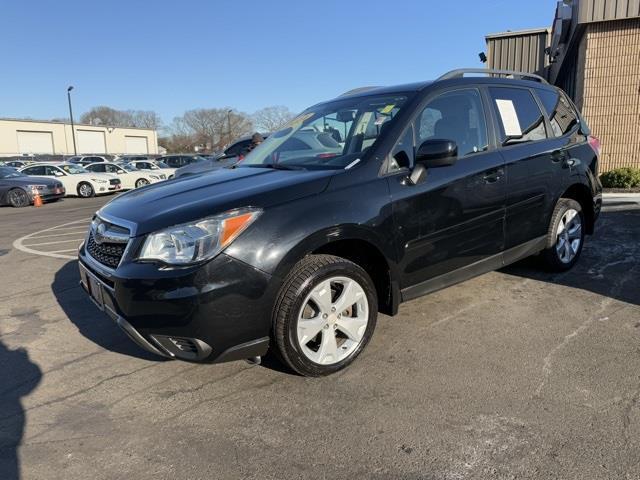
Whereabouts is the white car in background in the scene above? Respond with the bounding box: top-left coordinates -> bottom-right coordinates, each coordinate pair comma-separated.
19,163 -> 122,198
84,162 -> 162,190
125,160 -> 176,180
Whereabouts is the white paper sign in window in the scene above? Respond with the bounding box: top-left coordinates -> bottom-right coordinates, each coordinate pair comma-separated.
495,99 -> 522,137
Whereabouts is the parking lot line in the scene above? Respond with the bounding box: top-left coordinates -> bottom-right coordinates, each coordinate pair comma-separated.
48,248 -> 81,254
27,230 -> 89,240
13,218 -> 91,260
24,238 -> 86,247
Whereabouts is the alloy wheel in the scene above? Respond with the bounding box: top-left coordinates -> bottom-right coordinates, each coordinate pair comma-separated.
555,208 -> 582,264
79,183 -> 93,197
296,276 -> 369,365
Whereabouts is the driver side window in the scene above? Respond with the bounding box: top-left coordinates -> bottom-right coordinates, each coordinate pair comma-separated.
415,89 -> 488,158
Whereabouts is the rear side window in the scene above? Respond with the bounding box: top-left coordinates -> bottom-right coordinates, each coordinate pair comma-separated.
489,87 -> 547,144
23,166 -> 45,175
535,88 -> 579,137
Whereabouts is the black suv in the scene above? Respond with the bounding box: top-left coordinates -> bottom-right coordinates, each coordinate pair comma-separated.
79,69 -> 602,377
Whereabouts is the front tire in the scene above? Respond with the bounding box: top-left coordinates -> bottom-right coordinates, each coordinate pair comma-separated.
540,198 -> 585,272
273,254 -> 378,377
77,182 -> 95,198
7,188 -> 30,207
135,178 -> 149,188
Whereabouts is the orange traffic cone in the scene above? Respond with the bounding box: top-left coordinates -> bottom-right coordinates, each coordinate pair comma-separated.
32,188 -> 43,207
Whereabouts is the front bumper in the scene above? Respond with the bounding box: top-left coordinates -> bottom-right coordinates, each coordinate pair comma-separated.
78,247 -> 276,363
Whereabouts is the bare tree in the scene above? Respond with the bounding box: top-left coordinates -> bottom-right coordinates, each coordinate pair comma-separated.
253,106 -> 296,133
181,108 -> 253,150
80,106 -> 131,127
80,106 -> 163,130
128,110 -> 163,130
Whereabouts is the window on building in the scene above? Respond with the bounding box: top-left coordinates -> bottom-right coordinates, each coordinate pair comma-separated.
489,87 -> 547,144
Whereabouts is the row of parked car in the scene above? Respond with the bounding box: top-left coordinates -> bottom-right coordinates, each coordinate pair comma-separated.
0,135 -> 272,207
0,157 -> 177,207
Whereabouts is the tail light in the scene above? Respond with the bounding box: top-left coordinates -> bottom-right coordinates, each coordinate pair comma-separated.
588,135 -> 601,157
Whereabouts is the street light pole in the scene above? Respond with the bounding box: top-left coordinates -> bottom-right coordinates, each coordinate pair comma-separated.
67,86 -> 77,155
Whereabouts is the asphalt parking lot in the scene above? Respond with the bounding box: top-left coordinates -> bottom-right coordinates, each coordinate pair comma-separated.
1,195 -> 639,480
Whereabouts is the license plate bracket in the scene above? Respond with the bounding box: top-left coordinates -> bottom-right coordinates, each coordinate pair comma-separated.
81,265 -> 105,310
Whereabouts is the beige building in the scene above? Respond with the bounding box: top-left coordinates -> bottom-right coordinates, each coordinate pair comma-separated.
485,0 -> 640,172
0,118 -> 159,156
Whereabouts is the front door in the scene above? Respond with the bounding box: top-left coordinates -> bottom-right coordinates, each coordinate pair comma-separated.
387,88 -> 506,294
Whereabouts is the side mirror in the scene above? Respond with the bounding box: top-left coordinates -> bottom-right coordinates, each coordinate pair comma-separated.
54,171 -> 64,177
415,139 -> 458,168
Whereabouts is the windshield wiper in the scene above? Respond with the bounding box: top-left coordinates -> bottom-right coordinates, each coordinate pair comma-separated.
252,163 -> 305,171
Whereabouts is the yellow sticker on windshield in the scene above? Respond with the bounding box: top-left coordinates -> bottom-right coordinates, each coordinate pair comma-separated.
380,104 -> 395,114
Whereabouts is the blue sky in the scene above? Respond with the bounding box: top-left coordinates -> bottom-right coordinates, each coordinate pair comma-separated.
0,0 -> 556,126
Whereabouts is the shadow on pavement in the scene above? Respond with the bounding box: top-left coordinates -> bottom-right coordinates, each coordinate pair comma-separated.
502,206 -> 640,307
52,261 -> 162,361
0,337 -> 41,480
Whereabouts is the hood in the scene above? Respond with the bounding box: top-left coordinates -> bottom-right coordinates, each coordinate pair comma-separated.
98,167 -> 336,236
4,176 -> 60,187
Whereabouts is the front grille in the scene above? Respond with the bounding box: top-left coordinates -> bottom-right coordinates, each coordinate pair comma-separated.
159,174 -> 166,180
109,178 -> 121,185
87,232 -> 126,268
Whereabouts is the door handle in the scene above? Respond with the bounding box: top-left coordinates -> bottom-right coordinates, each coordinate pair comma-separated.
483,168 -> 504,184
551,150 -> 568,163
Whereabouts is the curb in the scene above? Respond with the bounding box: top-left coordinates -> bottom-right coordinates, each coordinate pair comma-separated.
603,192 -> 640,199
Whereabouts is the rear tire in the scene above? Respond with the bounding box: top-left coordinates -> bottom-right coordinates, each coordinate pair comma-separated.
273,254 -> 378,377
77,182 -> 94,198
540,198 -> 585,272
7,188 -> 30,207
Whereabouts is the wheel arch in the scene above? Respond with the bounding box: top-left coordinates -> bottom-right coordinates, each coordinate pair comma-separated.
272,226 -> 401,316
560,183 -> 595,234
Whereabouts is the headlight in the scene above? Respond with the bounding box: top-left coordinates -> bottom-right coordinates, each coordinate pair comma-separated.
138,207 -> 261,265
91,178 -> 108,183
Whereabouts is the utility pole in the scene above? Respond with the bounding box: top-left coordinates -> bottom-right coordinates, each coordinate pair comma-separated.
67,86 -> 77,155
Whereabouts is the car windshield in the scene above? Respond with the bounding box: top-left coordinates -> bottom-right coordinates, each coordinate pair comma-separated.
121,163 -> 138,171
60,164 -> 88,174
239,94 -> 408,170
0,167 -> 25,179
155,161 -> 170,169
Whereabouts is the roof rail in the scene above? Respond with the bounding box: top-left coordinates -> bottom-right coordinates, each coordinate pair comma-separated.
437,68 -> 549,84
340,86 -> 381,96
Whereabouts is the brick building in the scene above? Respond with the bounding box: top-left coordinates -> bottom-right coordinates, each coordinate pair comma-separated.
486,0 -> 640,172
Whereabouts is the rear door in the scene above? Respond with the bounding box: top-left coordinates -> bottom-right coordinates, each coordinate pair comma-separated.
533,87 -> 583,192
387,87 -> 506,293
487,86 -> 561,250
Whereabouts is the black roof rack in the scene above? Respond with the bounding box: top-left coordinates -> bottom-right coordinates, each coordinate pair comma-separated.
437,68 -> 549,85
339,86 -> 381,96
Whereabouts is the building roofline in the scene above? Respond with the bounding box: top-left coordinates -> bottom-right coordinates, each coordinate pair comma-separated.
0,117 -> 156,132
485,27 -> 551,40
